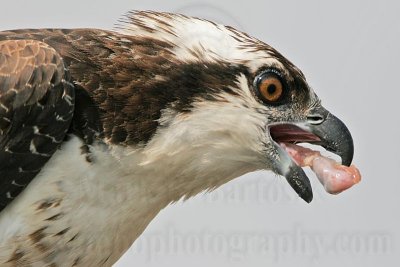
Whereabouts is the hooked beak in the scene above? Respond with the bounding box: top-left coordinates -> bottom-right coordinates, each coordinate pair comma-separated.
269,106 -> 354,203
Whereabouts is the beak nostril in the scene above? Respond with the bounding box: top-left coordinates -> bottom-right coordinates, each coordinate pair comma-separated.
307,114 -> 325,125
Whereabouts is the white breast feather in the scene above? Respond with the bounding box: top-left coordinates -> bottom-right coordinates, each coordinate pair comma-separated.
0,76 -> 269,265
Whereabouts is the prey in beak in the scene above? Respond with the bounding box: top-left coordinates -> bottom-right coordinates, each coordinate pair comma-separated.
269,107 -> 359,203
250,67 -> 360,203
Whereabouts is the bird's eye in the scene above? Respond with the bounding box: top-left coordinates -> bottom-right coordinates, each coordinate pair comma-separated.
254,70 -> 286,104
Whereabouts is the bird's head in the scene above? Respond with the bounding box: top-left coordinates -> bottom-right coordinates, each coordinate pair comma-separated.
116,11 -> 354,203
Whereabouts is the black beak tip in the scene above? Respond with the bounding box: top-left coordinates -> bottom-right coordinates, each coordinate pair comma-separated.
301,190 -> 313,203
340,139 -> 354,167
284,165 -> 314,204
309,111 -> 355,168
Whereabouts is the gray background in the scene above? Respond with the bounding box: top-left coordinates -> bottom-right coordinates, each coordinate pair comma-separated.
2,1 -> 399,266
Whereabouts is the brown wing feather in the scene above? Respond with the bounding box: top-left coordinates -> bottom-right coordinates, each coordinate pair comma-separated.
0,40 -> 75,211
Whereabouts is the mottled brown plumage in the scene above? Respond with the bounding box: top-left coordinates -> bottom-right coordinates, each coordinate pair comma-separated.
0,39 -> 74,210
0,28 -> 250,146
0,28 -> 248,211
0,11 -> 356,267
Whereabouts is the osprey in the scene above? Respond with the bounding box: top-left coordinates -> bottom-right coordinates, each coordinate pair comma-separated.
0,11 -> 359,266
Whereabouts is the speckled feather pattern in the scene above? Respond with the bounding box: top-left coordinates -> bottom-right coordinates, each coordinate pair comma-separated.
0,40 -> 75,211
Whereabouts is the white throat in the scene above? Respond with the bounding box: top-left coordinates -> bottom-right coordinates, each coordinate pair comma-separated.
0,120 -> 263,266
0,77 -> 269,265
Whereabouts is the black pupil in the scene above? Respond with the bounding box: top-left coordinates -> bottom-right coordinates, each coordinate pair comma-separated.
267,84 -> 277,95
